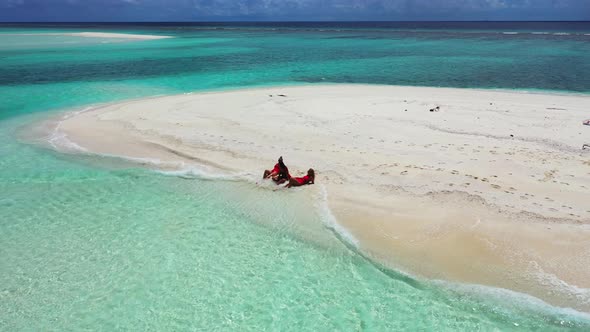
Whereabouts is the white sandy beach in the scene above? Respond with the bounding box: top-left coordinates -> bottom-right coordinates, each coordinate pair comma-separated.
6,32 -> 171,40
33,84 -> 590,311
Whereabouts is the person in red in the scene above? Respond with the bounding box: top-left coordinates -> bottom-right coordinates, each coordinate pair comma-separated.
263,156 -> 291,184
287,168 -> 315,188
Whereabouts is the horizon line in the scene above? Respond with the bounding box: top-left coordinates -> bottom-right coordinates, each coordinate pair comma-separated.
1,20 -> 590,24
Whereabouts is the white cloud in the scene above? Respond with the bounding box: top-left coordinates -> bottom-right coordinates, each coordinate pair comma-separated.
2,0 -> 25,8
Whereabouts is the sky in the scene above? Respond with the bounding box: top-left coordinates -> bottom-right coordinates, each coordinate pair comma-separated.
0,0 -> 589,22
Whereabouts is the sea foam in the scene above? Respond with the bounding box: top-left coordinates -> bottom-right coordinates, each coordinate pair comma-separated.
48,107 -> 93,153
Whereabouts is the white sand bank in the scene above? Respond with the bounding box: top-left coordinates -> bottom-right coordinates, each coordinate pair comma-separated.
5,32 -> 171,40
34,84 -> 590,311
67,32 -> 171,40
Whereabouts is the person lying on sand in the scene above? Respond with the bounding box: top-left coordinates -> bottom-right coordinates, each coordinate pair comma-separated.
286,169 -> 315,188
263,156 -> 291,184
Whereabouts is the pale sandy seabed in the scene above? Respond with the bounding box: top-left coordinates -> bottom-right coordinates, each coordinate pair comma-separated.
26,84 -> 590,312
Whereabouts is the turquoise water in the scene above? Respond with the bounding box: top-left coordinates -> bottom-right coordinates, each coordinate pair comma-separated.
1,24 -> 590,330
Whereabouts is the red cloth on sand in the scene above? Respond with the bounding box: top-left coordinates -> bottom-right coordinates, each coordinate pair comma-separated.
294,175 -> 311,185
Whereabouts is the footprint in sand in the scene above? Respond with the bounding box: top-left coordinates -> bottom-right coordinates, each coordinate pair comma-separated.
541,170 -> 558,182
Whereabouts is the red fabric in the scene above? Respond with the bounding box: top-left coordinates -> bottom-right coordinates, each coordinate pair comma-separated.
294,175 -> 310,185
271,163 -> 280,174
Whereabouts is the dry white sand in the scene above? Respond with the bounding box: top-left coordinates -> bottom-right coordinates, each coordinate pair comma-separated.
34,84 -> 590,311
5,32 -> 171,40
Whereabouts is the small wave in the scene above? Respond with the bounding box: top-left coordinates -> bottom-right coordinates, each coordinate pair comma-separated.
532,32 -> 550,35
436,280 -> 590,325
528,261 -> 590,307
156,166 -> 254,183
110,155 -> 185,169
315,185 -> 359,247
48,107 -> 94,152
48,131 -> 87,152
502,32 -> 519,35
553,32 -> 571,36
